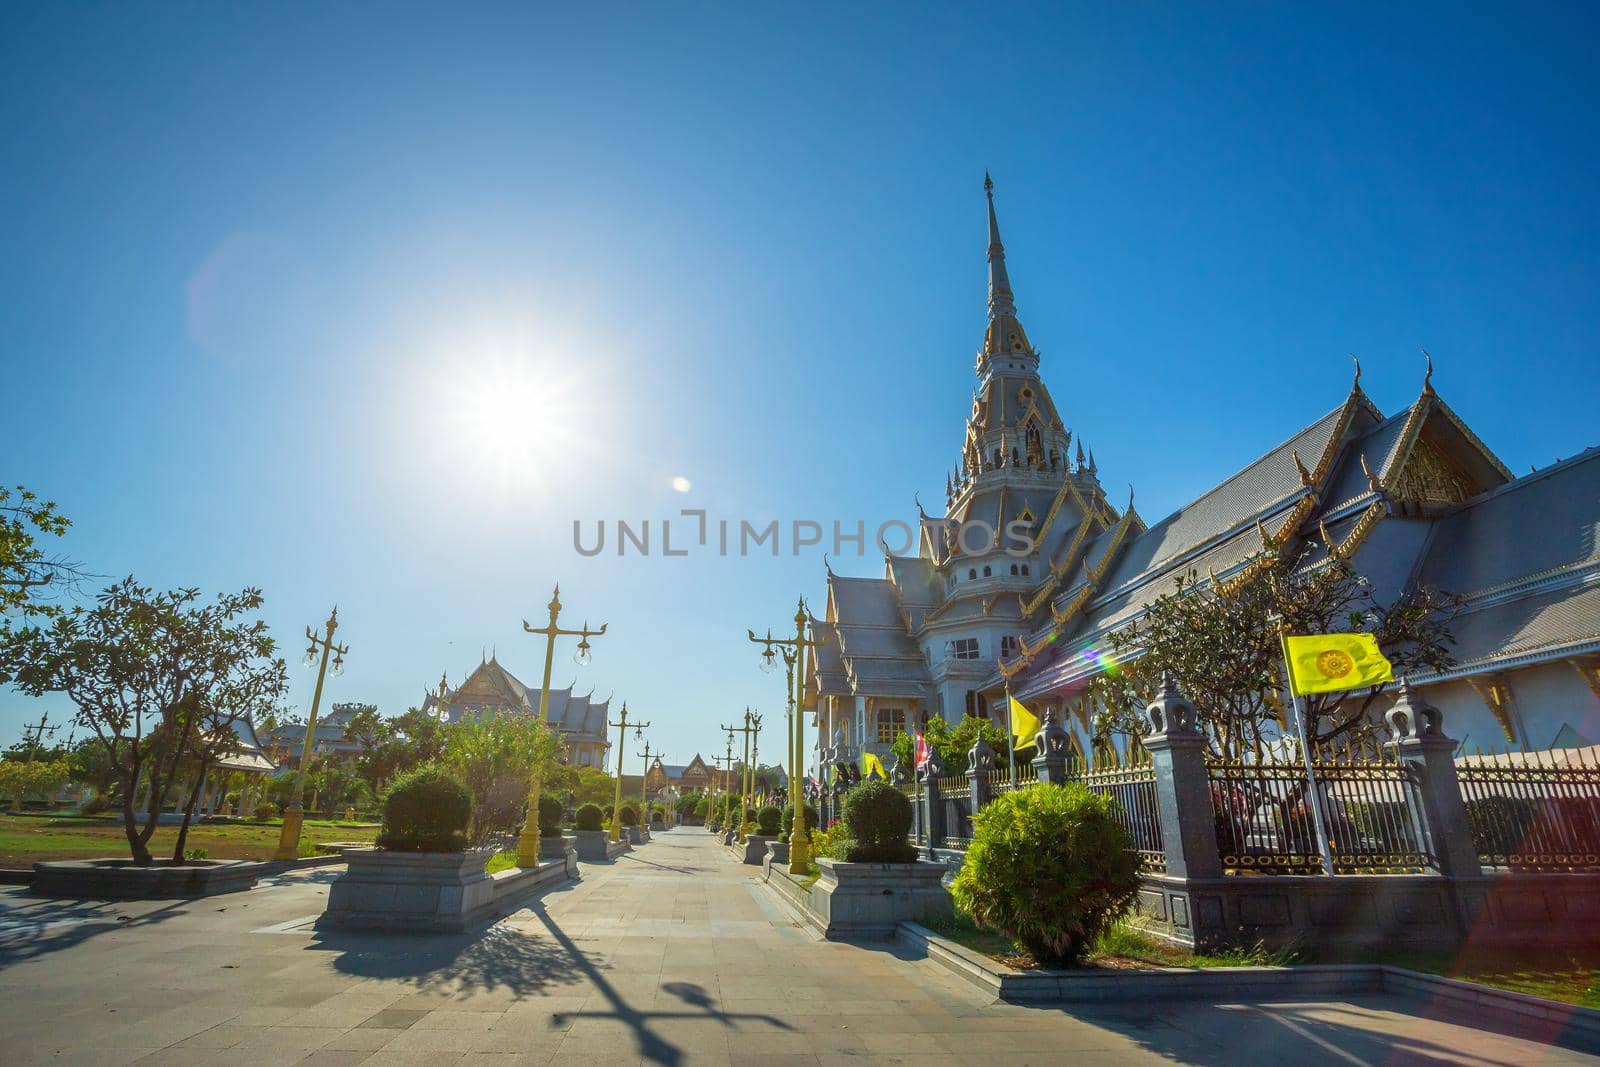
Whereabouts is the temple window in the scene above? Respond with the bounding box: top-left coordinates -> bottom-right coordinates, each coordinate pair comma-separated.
876,708 -> 906,744
965,690 -> 989,718
948,637 -> 980,660
1021,564 -> 1030,576
1001,635 -> 1022,659
968,568 -> 977,580
1009,563 -> 1019,575
983,565 -> 992,577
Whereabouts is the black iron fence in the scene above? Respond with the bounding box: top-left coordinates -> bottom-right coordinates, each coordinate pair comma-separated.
1206,743 -> 1432,875
1458,748 -> 1600,872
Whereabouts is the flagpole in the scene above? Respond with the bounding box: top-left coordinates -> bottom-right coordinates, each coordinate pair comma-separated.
1279,632 -> 1336,878
1005,682 -> 1018,789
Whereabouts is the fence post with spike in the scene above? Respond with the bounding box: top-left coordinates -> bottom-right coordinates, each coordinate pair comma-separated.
1385,680 -> 1482,878
1142,675 -> 1222,880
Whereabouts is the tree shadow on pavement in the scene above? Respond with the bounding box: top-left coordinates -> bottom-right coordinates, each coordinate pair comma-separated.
307,921 -> 587,998
0,893 -> 191,964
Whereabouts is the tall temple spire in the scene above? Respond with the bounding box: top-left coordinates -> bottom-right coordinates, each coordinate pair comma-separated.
980,173 -> 1034,365
985,171 -> 1015,321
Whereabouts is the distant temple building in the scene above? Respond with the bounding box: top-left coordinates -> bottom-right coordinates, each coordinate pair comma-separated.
806,177 -> 1599,772
429,655 -> 612,768
618,754 -> 720,806
260,702 -> 369,768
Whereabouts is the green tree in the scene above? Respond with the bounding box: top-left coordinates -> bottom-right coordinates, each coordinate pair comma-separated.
0,485 -> 85,618
548,763 -> 614,808
339,702 -> 399,793
389,706 -> 446,773
0,579 -> 287,864
1109,551 -> 1459,757
440,708 -> 562,845
0,758 -> 72,809
920,714 -> 1011,775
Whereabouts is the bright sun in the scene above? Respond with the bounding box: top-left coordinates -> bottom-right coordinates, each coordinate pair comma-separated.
433,352 -> 590,496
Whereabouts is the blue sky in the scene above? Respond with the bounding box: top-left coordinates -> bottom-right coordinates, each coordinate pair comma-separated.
4,3 -> 1597,771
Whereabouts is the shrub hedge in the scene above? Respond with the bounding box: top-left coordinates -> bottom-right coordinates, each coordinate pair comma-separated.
756,805 -> 782,835
376,766 -> 472,853
575,803 -> 604,832
839,780 -> 917,863
537,794 -> 564,838
950,782 -> 1139,966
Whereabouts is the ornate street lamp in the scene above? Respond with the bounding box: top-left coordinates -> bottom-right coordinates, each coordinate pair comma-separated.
518,584 -> 608,867
747,599 -> 828,873
607,704 -> 649,843
274,607 -> 349,861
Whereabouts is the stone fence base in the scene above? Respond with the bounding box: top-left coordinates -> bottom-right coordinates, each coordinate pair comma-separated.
1137,870 -> 1600,952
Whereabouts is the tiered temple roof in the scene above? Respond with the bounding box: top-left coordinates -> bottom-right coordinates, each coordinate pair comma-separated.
810,176 -> 1598,751
429,654 -> 611,746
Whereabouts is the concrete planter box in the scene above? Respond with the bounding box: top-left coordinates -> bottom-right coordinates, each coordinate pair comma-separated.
766,841 -> 790,867
573,830 -> 611,862
722,827 -> 739,846
742,835 -> 775,865
538,835 -> 574,861
319,847 -> 498,933
572,830 -> 631,862
624,826 -> 644,845
810,858 -> 952,939
32,858 -> 261,900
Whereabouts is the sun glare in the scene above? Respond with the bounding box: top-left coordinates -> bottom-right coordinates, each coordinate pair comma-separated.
427,343 -> 596,498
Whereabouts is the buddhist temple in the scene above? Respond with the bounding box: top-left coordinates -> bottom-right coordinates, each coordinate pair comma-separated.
805,178 -> 1600,773
429,654 -> 612,768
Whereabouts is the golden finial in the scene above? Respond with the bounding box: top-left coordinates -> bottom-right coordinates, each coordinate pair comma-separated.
1360,452 -> 1380,494
1293,449 -> 1313,487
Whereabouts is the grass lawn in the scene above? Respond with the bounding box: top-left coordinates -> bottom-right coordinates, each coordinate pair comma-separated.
922,911 -> 1600,1008
484,850 -> 518,875
0,812 -> 380,866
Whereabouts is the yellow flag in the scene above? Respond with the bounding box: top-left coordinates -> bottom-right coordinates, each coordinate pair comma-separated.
1284,633 -> 1394,696
860,751 -> 886,780
1008,694 -> 1041,750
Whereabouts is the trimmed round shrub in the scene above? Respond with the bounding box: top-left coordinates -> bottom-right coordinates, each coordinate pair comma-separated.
619,804 -> 639,827
776,801 -> 819,844
693,795 -> 710,817
538,795 -> 564,838
756,805 -> 782,835
782,802 -> 819,833
840,780 -> 916,863
575,803 -> 604,832
951,783 -> 1139,967
377,767 -> 472,853
743,805 -> 758,825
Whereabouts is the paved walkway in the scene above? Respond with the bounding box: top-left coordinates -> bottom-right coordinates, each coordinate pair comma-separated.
0,829 -> 1592,1065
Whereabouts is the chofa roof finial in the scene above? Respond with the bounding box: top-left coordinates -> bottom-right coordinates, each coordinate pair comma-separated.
1350,352 -> 1362,390
1421,348 -> 1436,395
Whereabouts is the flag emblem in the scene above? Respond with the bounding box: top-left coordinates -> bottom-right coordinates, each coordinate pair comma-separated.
1315,648 -> 1355,680
1284,633 -> 1394,695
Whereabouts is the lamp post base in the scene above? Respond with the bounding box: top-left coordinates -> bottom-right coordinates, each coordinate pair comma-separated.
274,805 -> 305,861
788,837 -> 811,874
515,827 -> 543,868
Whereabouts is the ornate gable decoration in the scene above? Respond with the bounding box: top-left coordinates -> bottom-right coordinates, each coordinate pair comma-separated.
1389,434 -> 1479,508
